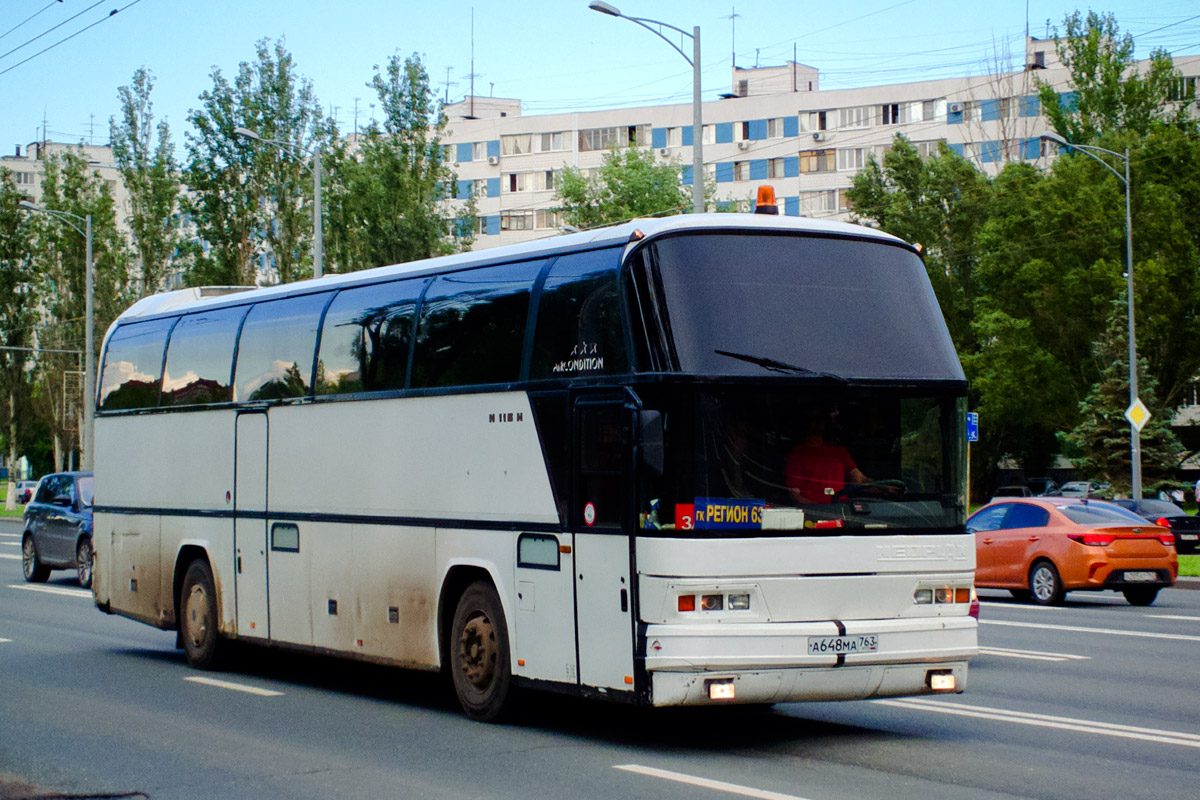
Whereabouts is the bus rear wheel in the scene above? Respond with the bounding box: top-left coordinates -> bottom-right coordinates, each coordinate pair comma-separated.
180,559 -> 223,669
450,581 -> 514,722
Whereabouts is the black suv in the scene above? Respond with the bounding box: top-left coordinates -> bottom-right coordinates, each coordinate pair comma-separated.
21,471 -> 94,588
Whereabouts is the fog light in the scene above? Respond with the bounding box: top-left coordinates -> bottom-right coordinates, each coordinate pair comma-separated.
701,594 -> 724,611
927,670 -> 956,692
914,588 -> 933,604
727,593 -> 750,610
707,680 -> 736,700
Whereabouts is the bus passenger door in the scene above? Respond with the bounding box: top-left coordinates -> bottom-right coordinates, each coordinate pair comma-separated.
572,392 -> 636,694
234,412 -> 269,640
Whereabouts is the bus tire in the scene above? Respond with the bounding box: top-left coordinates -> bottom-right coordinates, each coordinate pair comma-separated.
22,534 -> 50,583
1029,560 -> 1064,606
180,559 -> 223,670
450,581 -> 514,722
1122,587 -> 1159,606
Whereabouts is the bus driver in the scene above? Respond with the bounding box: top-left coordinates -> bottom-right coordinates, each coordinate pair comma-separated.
786,403 -> 871,504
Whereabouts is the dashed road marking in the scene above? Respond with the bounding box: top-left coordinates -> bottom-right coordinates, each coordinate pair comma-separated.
1149,614 -> 1200,622
877,697 -> 1200,748
0,554 -> 20,560
981,618 -> 1200,643
615,765 -> 813,800
184,676 -> 284,697
979,646 -> 1089,662
7,584 -> 92,598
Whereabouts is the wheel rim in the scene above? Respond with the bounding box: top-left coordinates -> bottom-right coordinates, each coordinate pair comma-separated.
22,538 -> 35,579
1032,566 -> 1055,600
184,584 -> 210,649
77,541 -> 92,586
457,610 -> 498,691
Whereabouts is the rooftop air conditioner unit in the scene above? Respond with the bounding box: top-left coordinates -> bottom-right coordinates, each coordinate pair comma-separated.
948,102 -> 964,114
487,155 -> 499,165
737,140 -> 751,151
812,132 -> 824,142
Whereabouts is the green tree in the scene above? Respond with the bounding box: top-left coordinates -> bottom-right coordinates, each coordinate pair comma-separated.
328,53 -> 472,272
110,67 -> 183,295
31,150 -> 131,469
184,39 -> 330,285
0,169 -> 38,508
1037,10 -> 1189,142
1062,298 -> 1182,494
555,145 -> 691,230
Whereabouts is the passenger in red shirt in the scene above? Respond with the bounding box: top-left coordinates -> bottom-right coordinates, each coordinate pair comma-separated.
786,405 -> 870,504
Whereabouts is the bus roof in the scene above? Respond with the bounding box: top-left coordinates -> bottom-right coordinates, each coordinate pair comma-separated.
114,213 -> 910,324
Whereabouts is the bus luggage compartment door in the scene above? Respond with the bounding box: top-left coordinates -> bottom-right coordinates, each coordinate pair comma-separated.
234,412 -> 270,639
572,393 -> 636,694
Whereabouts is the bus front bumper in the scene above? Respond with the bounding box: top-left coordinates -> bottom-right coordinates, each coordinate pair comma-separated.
643,616 -> 976,706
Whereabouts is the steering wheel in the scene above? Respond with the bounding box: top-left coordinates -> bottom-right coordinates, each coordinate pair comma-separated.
834,480 -> 908,503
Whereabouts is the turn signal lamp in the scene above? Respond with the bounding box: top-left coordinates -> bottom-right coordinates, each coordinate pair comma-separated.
1069,533 -> 1115,547
1157,532 -> 1176,546
677,594 -> 696,612
754,184 -> 779,214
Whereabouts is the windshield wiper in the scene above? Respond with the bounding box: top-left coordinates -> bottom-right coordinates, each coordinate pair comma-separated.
714,349 -> 845,381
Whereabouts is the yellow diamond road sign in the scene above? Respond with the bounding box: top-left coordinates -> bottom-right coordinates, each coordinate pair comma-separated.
1125,398 -> 1152,432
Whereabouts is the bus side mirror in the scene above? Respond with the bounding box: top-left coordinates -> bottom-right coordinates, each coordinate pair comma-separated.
640,410 -> 664,476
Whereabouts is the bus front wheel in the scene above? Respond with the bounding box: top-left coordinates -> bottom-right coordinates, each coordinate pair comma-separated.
180,559 -> 223,670
450,581 -> 514,722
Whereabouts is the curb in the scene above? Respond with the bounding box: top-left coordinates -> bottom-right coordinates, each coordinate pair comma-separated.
1175,576 -> 1200,591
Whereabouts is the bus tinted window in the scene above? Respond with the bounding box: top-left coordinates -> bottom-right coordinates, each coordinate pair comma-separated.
648,233 -> 963,380
412,261 -> 541,388
530,248 -> 628,380
235,293 -> 329,401
99,318 -> 173,410
316,279 -> 424,395
161,306 -> 246,406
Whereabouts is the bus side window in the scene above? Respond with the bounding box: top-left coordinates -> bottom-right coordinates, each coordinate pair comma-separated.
161,306 -> 247,407
412,261 -> 542,389
98,317 -> 174,411
315,279 -> 424,396
529,248 -> 627,380
234,293 -> 329,402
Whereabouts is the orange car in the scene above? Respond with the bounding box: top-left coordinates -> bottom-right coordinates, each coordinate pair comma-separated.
967,497 -> 1177,606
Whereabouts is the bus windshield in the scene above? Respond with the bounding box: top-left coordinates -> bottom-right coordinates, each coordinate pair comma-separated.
646,232 -> 962,381
639,386 -> 966,534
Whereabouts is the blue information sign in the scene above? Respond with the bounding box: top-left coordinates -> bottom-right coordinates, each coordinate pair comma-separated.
966,412 -> 979,442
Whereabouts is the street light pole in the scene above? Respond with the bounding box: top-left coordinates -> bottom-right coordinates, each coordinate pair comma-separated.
588,2 -> 705,214
234,127 -> 325,278
1041,132 -> 1140,498
19,202 -> 94,471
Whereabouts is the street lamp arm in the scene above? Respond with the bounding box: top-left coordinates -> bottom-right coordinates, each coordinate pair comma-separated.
18,201 -> 86,236
1039,134 -> 1126,183
622,16 -> 694,64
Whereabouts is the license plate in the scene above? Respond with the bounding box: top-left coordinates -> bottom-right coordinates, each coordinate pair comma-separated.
808,634 -> 878,655
1181,534 -> 1198,541
1124,571 -> 1157,582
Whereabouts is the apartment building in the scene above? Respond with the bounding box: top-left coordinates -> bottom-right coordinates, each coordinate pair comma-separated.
441,37 -> 1200,250
0,140 -> 132,228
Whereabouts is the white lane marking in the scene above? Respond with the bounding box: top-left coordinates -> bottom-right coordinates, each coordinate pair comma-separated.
0,554 -> 20,560
0,541 -> 19,546
1149,614 -> 1200,622
978,646 -> 1089,662
615,765 -> 813,800
981,618 -> 1200,643
876,697 -> 1200,748
0,637 -> 10,643
979,598 -> 1124,609
184,676 -> 284,697
0,533 -> 20,539
7,584 -> 91,598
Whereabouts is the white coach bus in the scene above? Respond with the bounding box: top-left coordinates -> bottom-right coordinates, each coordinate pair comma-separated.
93,206 -> 977,721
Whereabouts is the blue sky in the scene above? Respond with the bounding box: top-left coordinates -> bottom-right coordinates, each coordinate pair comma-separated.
1,0 -> 1197,153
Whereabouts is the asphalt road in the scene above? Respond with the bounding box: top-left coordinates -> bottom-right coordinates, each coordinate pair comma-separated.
2,515 -> 1198,800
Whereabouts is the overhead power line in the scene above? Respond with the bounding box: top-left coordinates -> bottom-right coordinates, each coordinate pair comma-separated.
0,0 -> 108,62
0,0 -> 62,44
0,0 -> 143,79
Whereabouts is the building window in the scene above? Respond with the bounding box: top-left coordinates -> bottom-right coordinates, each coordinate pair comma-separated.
799,149 -> 835,173
501,134 -> 532,156
880,103 -> 907,125
1168,76 -> 1197,102
473,142 -> 488,161
960,100 -> 982,122
538,132 -> 569,152
734,121 -> 750,142
702,124 -> 716,145
837,189 -> 853,213
732,161 -> 750,181
500,211 -> 535,231
837,148 -> 867,171
839,106 -> 872,129
799,190 -> 837,215
914,140 -> 945,160
535,209 -> 562,229
13,171 -> 35,185
476,217 -> 490,235
766,118 -> 784,138
767,157 -> 786,178
800,111 -> 828,132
